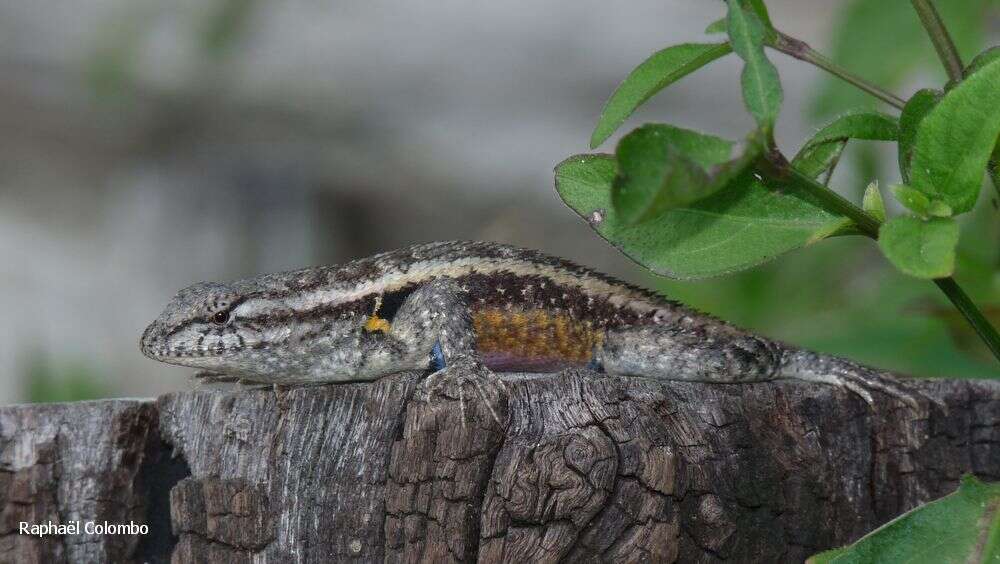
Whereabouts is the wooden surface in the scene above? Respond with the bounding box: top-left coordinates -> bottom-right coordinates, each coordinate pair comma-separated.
1,370 -> 999,563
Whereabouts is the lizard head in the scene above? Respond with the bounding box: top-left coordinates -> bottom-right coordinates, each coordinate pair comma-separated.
141,279 -> 379,382
140,281 -> 262,374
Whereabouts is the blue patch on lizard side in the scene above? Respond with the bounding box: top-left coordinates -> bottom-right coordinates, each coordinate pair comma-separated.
430,342 -> 446,371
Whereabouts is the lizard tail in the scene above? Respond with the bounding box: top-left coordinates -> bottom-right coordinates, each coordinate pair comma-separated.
595,324 -> 931,412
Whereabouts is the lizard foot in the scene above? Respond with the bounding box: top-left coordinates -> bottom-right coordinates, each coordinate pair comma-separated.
785,352 -> 942,415
418,356 -> 508,427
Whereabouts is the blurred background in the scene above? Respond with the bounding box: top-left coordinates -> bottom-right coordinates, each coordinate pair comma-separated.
2,0 -> 998,404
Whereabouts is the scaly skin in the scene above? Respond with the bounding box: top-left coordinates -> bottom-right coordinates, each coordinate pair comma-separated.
140,241 -> 921,408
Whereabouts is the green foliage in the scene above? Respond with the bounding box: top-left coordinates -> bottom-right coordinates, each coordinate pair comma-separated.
793,111 -> 899,179
704,18 -> 727,35
555,154 -> 848,279
726,0 -> 782,130
910,58 -> 1000,214
610,125 -> 767,224
558,0 -> 1000,369
964,46 -> 1000,78
741,0 -> 773,29
878,216 -> 959,279
803,112 -> 899,150
862,182 -> 885,223
590,43 -> 732,148
706,1 -> 774,36
890,184 -> 952,218
616,124 -> 733,168
791,140 -> 845,180
611,126 -> 720,223
809,475 -> 1000,563
898,89 -> 942,183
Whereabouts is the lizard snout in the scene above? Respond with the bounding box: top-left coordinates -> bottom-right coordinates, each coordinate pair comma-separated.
139,321 -> 164,359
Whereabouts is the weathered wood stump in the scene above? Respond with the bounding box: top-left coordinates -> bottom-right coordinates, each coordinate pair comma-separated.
1,370 -> 999,563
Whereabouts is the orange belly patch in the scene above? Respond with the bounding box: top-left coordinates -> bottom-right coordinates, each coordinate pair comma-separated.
473,307 -> 603,367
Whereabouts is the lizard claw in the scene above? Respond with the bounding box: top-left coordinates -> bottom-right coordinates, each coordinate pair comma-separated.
784,351 -> 942,416
840,368 -> 944,415
416,356 -> 508,427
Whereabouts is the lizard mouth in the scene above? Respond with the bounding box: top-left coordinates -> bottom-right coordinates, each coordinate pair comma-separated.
146,347 -> 239,359
140,322 -> 245,360
141,341 -> 247,361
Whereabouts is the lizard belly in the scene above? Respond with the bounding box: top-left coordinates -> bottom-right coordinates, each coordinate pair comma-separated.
472,307 -> 604,372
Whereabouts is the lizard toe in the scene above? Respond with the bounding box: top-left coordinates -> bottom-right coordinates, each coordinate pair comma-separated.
416,355 -> 508,426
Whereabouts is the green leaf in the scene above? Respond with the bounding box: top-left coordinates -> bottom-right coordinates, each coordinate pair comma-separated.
927,201 -> 954,218
890,184 -> 932,216
616,124 -> 734,168
890,184 -> 953,218
612,127 -> 714,224
963,48 -> 1000,199
726,0 -> 782,129
590,43 -> 732,148
897,89 -> 942,183
705,131 -> 767,193
705,18 -> 727,35
792,140 -> 847,179
910,58 -> 1000,214
811,0 -> 991,117
792,111 -> 899,179
862,182 -> 885,223
878,216 -> 959,279
707,0 -> 772,34
802,111 -> 899,150
808,475 -> 1000,563
610,125 -> 766,224
741,0 -> 773,29
555,153 -> 849,279
959,45 -> 1000,85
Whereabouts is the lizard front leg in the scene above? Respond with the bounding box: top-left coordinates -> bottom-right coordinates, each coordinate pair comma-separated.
385,278 -> 478,366
340,278 -> 479,380
379,278 -> 507,424
594,323 -> 925,410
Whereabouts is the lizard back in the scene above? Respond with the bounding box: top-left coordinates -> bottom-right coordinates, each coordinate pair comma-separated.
228,241 -> 683,372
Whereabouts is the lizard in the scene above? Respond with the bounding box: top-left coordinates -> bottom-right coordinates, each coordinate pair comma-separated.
140,240 -> 921,409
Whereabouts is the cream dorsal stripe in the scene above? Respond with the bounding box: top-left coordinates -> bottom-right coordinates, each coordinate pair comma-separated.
231,256 -> 662,320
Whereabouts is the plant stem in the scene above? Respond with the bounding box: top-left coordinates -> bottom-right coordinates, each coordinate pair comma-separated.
934,278 -> 1000,361
766,153 -> 1000,364
910,0 -> 964,82
769,31 -> 906,110
766,154 -> 881,236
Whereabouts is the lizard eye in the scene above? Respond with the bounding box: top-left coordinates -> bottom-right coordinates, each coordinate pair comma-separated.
212,310 -> 230,325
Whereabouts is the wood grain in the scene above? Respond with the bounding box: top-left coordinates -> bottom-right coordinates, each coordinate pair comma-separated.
2,371 -> 999,562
